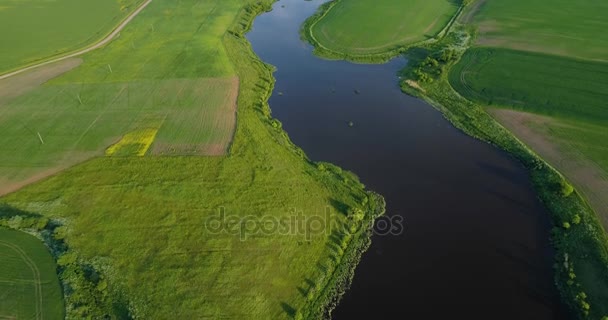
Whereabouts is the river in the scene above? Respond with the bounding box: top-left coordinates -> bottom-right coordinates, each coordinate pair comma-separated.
246,0 -> 569,318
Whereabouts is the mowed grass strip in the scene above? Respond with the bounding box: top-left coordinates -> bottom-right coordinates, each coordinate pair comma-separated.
0,229 -> 64,320
471,0 -> 608,61
310,0 -> 459,54
0,0 -> 144,74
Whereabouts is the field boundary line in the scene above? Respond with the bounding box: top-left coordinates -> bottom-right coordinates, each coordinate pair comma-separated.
0,0 -> 153,80
0,240 -> 43,320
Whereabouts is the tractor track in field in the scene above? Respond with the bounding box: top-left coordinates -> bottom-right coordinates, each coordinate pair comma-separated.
0,241 -> 43,320
0,0 -> 153,81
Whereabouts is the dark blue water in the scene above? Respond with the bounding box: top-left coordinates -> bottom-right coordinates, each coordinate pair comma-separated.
247,1 -> 569,319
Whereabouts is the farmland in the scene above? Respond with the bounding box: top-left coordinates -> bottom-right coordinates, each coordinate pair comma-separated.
306,0 -> 459,56
0,0 -> 145,75
469,0 -> 608,61
1,0 -> 382,318
0,0 -> 246,195
449,48 -> 608,178
448,6 -> 608,226
0,229 -> 65,319
449,49 -> 608,124
441,0 -> 608,316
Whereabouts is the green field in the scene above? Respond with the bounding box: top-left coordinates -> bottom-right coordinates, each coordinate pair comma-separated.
441,1 -> 608,316
1,0 -> 381,318
444,47 -> 608,175
470,0 -> 608,61
0,0 -> 245,194
0,0 -> 144,74
0,228 -> 65,319
449,48 -> 608,124
308,0 -> 459,55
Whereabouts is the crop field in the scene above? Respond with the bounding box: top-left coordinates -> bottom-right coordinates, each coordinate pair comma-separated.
1,0 -> 379,318
449,48 -> 608,123
449,47 -> 608,219
0,229 -> 64,319
470,0 -> 608,61
309,0 -> 459,55
394,0 -> 608,312
0,0 -> 144,74
0,0 -> 245,195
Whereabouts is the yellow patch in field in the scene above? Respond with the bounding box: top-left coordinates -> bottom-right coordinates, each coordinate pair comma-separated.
106,128 -> 159,157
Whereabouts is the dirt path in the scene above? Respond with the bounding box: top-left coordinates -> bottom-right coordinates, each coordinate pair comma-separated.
489,108 -> 608,228
0,58 -> 82,106
0,0 -> 152,81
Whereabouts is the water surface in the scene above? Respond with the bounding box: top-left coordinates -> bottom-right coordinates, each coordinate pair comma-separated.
247,1 -> 569,318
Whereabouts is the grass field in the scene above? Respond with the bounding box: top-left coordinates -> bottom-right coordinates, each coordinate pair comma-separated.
308,0 -> 459,55
1,0 -> 382,318
0,0 -> 144,75
0,229 -> 64,319
0,0 -> 245,195
469,0 -> 608,61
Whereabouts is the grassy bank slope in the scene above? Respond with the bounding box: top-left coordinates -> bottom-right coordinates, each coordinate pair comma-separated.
303,0 -> 461,61
470,0 -> 608,61
1,0 -> 383,318
0,0 -> 145,75
0,228 -> 65,319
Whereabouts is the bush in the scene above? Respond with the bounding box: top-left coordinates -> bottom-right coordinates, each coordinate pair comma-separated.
561,181 -> 574,197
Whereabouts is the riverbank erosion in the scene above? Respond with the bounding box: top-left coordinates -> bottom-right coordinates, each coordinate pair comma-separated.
304,0 -> 608,318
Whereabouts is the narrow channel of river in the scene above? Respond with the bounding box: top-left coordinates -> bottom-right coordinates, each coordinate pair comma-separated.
247,0 -> 569,318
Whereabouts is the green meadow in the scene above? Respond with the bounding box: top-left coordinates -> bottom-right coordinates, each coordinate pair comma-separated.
1,0 -> 382,318
308,0 -> 459,55
0,0 -> 144,74
0,229 -> 65,319
470,0 -> 608,61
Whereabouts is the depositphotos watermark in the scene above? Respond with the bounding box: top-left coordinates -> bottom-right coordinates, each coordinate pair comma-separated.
205,207 -> 404,241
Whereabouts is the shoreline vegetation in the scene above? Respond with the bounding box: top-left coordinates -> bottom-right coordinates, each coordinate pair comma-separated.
304,0 -> 608,318
1,0 -> 386,318
226,3 -> 387,317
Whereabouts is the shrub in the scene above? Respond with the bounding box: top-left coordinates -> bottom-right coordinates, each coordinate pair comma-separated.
560,181 -> 574,197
